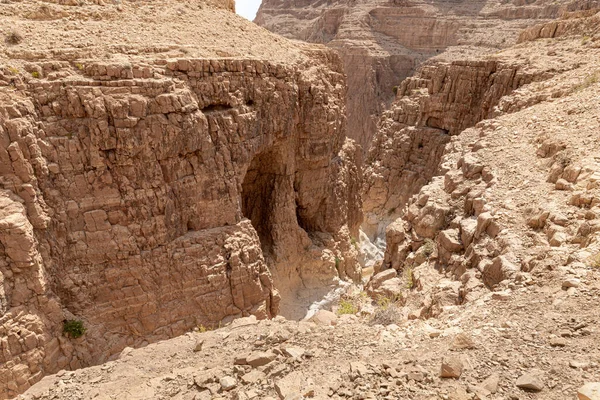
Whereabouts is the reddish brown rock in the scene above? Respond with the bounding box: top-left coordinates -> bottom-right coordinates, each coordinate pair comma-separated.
0,1 -> 362,397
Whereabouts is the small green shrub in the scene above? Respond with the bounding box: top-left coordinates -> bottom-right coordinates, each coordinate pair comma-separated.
422,239 -> 435,258
8,67 -> 19,75
335,257 -> 341,269
392,86 -> 399,95
575,70 -> 600,91
337,299 -> 358,315
377,294 -> 401,310
63,319 -> 86,339
403,267 -> 414,289
75,63 -> 84,70
30,71 -> 40,79
5,30 -> 23,45
586,253 -> 600,268
369,304 -> 403,326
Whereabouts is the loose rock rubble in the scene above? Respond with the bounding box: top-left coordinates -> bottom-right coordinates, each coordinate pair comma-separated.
18,275 -> 600,400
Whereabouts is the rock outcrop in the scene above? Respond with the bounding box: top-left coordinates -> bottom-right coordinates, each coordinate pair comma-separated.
362,60 -> 545,238
256,0 -> 595,149
366,8 -> 600,318
0,1 -> 361,397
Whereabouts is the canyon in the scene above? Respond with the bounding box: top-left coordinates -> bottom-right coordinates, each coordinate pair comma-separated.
257,0 -> 600,149
1,0 -> 600,399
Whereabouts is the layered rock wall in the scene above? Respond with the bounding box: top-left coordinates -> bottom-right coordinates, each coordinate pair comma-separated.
0,5 -> 361,394
256,0 -> 588,149
519,7 -> 600,41
362,60 -> 542,238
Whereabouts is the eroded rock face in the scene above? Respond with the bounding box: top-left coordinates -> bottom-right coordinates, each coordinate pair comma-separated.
367,8 -> 600,315
256,0 -> 583,149
362,60 -> 541,238
0,1 -> 361,397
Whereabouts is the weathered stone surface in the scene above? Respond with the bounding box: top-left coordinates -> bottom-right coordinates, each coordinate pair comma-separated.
274,371 -> 315,400
578,383 -> 600,400
246,351 -> 277,368
440,356 -> 464,379
283,347 -> 305,359
257,0 -> 573,150
241,370 -> 266,384
219,376 -> 237,391
0,1 -> 362,397
516,371 -> 545,392
519,10 -> 600,43
482,373 -> 500,394
365,269 -> 404,300
309,310 -> 338,326
483,256 -> 519,287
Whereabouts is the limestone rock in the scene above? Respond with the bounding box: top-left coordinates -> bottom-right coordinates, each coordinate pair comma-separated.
563,278 -> 581,289
549,337 -> 567,347
246,351 -> 277,368
241,370 -> 266,384
219,376 -> 237,391
482,256 -> 519,288
578,383 -> 600,400
516,372 -> 544,392
440,356 -> 464,379
0,1 -> 362,396
274,371 -> 315,400
452,334 -> 476,350
283,347 -> 305,359
439,229 -> 463,253
370,269 -> 398,288
350,361 -> 369,376
309,310 -> 338,326
257,0 -> 567,151
482,373 -> 500,394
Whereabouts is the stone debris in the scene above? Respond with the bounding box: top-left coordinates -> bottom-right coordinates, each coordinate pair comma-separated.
241,370 -> 266,384
440,356 -> 464,379
219,376 -> 237,391
5,0 -> 600,400
246,351 -> 277,368
563,278 -> 582,289
549,337 -> 568,347
482,373 -> 500,393
578,383 -> 600,400
283,347 -> 305,359
516,371 -> 545,392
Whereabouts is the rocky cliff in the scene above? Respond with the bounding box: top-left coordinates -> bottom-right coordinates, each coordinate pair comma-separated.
361,59 -> 547,238
363,7 -> 600,320
256,0 -> 600,149
4,0 -> 600,399
0,1 -> 361,397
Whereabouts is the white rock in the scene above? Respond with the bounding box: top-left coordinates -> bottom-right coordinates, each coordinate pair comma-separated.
219,376 -> 237,391
578,382 -> 600,400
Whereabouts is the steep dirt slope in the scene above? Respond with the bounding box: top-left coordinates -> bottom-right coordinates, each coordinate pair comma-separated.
17,273 -> 600,400
256,0 -> 600,149
19,9 -> 600,400
0,1 -> 362,397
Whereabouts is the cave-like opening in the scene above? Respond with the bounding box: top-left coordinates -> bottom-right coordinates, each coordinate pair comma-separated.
241,149 -> 281,254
